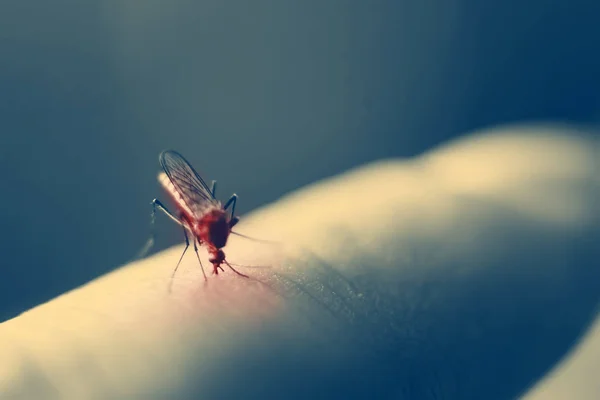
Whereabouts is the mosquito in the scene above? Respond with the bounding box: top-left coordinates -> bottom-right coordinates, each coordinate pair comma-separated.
143,150 -> 250,281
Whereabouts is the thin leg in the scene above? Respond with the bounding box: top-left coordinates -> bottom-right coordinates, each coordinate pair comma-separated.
211,180 -> 217,198
152,199 -> 184,227
171,224 -> 190,279
230,231 -> 277,244
223,259 -> 249,278
136,198 -> 184,259
168,223 -> 191,291
223,193 -> 237,220
193,237 -> 208,281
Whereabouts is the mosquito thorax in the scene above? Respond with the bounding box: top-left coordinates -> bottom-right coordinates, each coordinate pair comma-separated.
197,208 -> 230,249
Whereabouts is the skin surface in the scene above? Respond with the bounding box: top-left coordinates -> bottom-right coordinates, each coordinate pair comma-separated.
0,125 -> 598,399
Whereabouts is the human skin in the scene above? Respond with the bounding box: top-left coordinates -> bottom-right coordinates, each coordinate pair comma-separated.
0,125 -> 598,399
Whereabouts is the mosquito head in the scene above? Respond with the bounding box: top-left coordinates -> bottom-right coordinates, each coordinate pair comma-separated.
209,248 -> 226,265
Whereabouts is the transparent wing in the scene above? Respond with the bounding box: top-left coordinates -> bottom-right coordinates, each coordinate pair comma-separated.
159,150 -> 219,217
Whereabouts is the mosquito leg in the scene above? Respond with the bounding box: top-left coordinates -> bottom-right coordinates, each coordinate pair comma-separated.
173,225 -> 190,277
211,180 -> 217,198
224,194 -> 238,226
223,259 -> 249,278
136,198 -> 184,259
193,237 -> 208,281
223,193 -> 237,214
152,199 -> 184,227
136,238 -> 155,260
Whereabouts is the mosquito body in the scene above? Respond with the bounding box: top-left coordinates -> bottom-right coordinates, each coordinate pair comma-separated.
149,150 -> 248,281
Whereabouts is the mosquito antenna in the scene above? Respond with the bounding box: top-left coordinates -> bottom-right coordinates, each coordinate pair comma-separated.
230,230 -> 279,244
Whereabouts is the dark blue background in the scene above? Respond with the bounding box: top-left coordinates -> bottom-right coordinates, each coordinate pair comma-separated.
1,1 -> 599,322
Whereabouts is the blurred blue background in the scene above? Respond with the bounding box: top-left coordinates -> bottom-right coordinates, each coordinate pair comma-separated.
1,1 -> 599,322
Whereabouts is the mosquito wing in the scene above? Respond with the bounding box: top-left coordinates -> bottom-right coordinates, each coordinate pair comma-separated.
159,150 -> 219,217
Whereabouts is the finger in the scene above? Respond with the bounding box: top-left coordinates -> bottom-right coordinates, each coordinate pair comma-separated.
0,125 -> 597,400
522,314 -> 600,400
